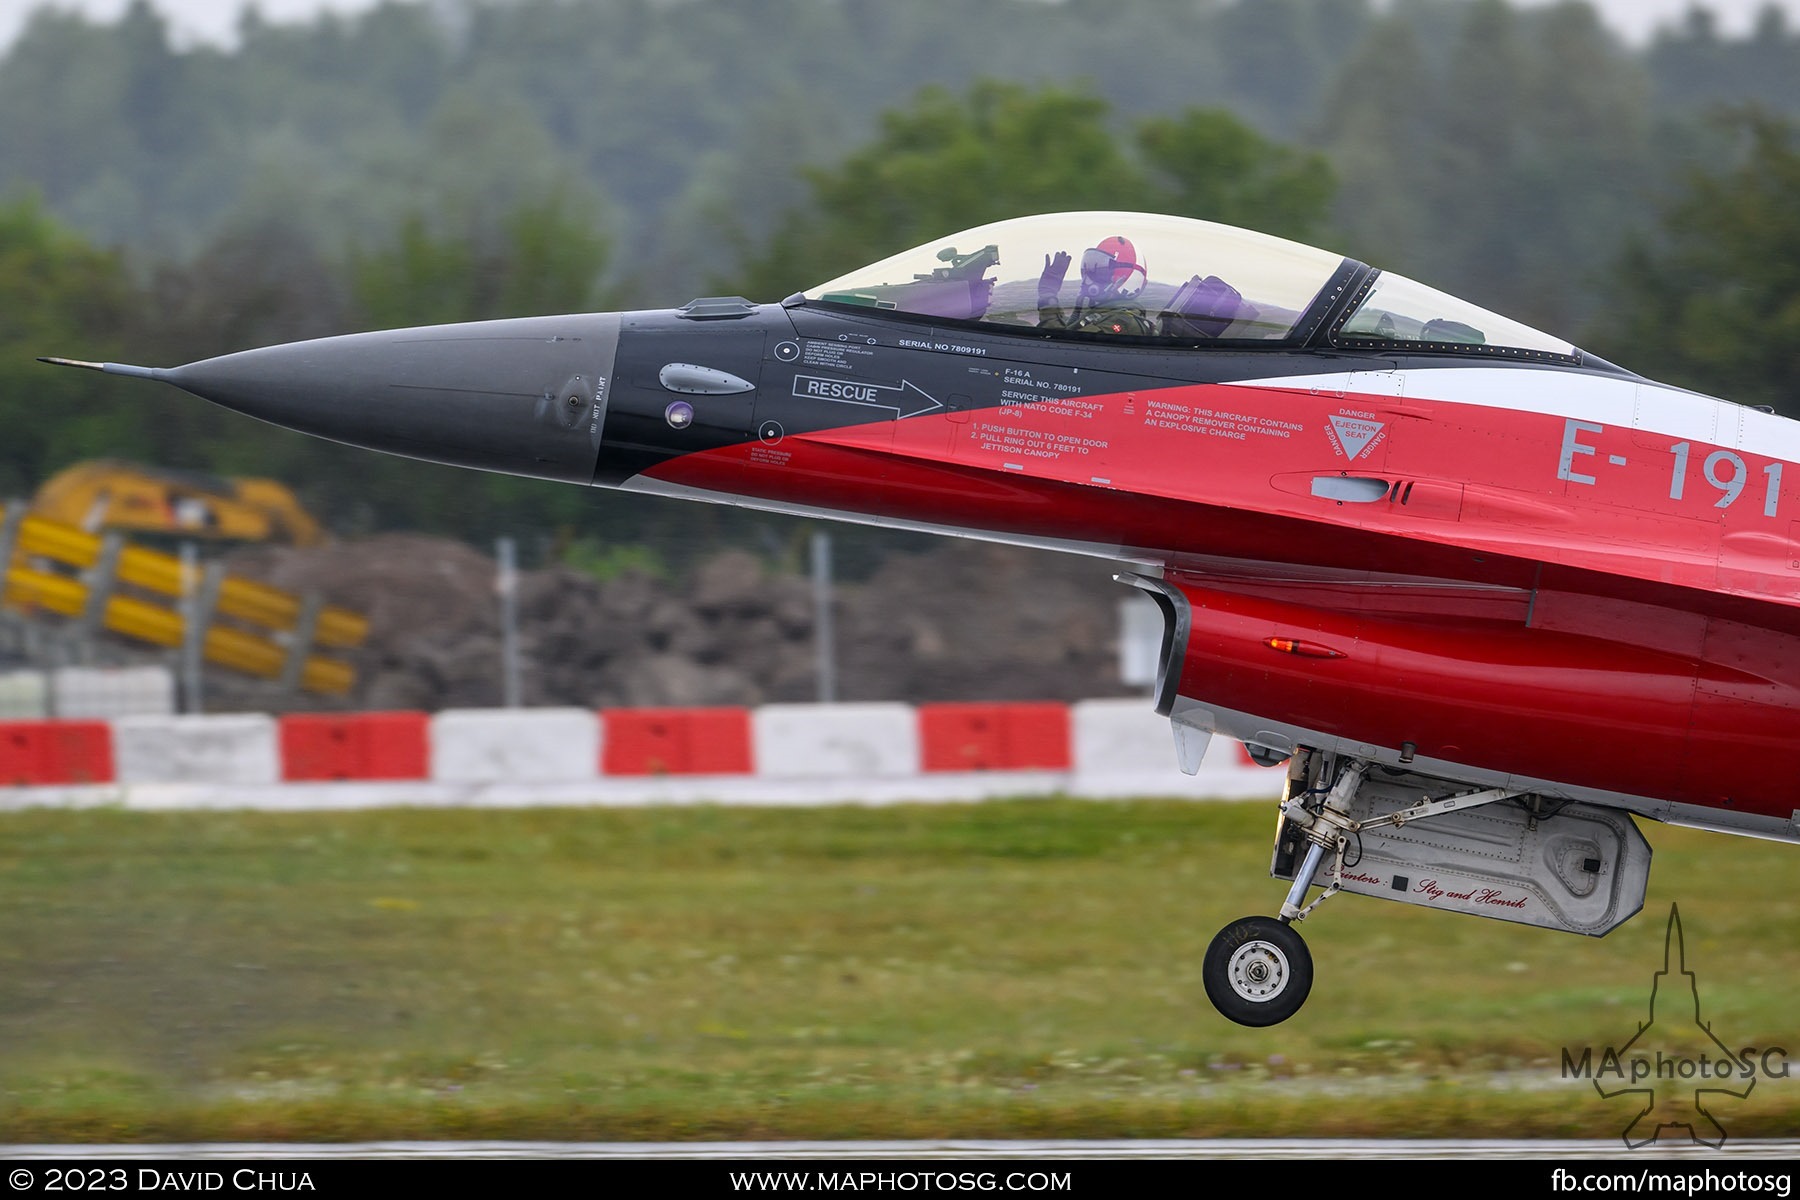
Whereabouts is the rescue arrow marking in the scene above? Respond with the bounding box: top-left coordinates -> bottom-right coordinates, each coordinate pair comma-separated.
792,374 -> 943,418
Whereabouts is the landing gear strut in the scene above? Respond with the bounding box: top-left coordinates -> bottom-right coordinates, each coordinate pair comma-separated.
1203,754 -> 1359,1027
1203,749 -> 1532,1026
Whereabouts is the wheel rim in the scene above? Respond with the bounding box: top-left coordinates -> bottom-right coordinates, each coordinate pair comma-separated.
1225,938 -> 1291,1003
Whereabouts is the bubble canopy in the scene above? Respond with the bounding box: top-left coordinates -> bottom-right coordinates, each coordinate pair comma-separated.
802,211 -> 1575,358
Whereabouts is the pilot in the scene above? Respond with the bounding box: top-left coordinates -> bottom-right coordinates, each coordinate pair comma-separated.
1037,236 -> 1155,335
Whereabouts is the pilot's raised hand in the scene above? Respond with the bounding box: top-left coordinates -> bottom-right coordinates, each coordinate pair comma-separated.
1039,251 -> 1071,307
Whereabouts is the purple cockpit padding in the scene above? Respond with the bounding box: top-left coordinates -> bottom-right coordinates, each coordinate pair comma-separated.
1164,274 -> 1259,338
893,278 -> 994,321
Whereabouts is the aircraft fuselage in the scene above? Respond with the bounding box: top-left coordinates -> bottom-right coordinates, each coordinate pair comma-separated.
108,295 -> 1800,843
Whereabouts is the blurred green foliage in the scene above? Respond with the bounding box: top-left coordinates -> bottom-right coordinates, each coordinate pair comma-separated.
1594,111 -> 1800,412
559,537 -> 670,583
350,188 -> 613,328
0,195 -> 138,498
734,82 -> 1333,301
1316,0 -> 1657,331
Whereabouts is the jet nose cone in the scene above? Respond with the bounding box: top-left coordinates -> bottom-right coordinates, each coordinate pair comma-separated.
168,314 -> 620,485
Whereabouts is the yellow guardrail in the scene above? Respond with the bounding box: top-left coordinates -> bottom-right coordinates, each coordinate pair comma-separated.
1,503 -> 365,694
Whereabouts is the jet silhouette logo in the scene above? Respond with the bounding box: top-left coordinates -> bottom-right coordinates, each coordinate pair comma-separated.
1562,904 -> 1787,1149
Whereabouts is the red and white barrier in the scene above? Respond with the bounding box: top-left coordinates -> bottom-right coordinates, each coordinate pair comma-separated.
0,719 -> 114,786
115,714 -> 279,785
280,711 -> 430,781
918,701 -> 1070,772
754,703 -> 916,779
603,706 -> 754,776
432,707 -> 598,784
0,700 -> 1284,808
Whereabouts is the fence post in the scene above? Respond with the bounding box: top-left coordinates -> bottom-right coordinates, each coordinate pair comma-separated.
812,528 -> 835,704
278,590 -> 324,696
0,501 -> 25,581
75,530 -> 127,658
181,560 -> 226,714
497,535 -> 521,708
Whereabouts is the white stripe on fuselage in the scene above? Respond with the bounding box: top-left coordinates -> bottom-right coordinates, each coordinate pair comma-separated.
1237,367 -> 1800,464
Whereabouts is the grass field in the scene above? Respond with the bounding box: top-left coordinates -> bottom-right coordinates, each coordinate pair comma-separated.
0,796 -> 1794,1144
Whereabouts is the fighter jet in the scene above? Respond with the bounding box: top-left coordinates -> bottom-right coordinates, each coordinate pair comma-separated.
45,211 -> 1800,1025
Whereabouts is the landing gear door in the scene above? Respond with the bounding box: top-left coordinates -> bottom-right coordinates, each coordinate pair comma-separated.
1329,778 -> 1651,936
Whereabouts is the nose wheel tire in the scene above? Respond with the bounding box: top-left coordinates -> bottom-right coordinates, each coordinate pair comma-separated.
1203,915 -> 1313,1027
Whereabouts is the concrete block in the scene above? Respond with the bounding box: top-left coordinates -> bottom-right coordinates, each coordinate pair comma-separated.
0,719 -> 113,784
431,707 -> 600,783
754,703 -> 919,779
602,707 -> 752,775
53,666 -> 175,718
0,670 -> 48,719
114,714 -> 279,785
282,711 -> 429,781
918,702 -> 1070,771
1069,699 -> 1283,799
1071,698 -> 1173,773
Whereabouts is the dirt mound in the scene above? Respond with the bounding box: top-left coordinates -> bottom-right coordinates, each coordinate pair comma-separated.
216,534 -> 1141,711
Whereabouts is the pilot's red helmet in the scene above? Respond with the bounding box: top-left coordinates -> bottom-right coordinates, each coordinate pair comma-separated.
1081,236 -> 1146,298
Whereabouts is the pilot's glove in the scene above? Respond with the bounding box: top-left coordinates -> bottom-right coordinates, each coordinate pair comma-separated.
1038,251 -> 1070,306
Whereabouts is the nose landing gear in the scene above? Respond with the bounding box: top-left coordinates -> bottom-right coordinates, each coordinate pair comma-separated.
1202,913 -> 1313,1027
1202,754 -> 1362,1027
1202,750 -> 1535,1026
